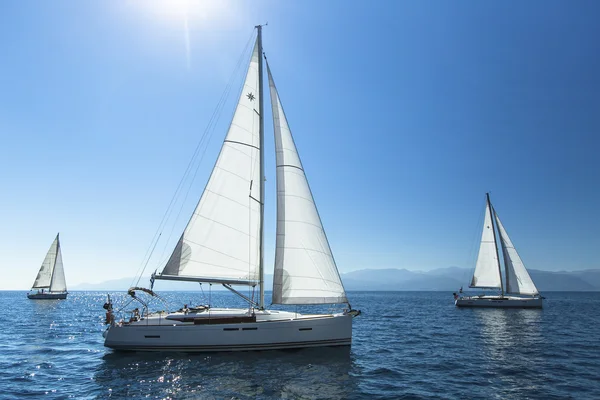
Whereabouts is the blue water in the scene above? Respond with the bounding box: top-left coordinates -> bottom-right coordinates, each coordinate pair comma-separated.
1,291 -> 599,399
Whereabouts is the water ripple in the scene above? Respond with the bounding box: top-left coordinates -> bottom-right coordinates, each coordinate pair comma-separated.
1,291 -> 599,398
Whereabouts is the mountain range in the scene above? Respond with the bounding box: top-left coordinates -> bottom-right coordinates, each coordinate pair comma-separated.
70,267 -> 600,292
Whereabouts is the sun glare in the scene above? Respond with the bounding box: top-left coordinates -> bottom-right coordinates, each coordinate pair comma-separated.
127,0 -> 233,69
141,0 -> 227,22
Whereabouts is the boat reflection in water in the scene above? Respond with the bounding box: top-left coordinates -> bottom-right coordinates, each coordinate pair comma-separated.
474,308 -> 544,395
95,346 -> 355,398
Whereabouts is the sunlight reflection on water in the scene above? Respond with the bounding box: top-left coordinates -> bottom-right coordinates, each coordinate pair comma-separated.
0,291 -> 599,399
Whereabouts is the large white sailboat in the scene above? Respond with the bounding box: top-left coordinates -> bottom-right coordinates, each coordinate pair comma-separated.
28,233 -> 68,300
455,193 -> 543,308
103,26 -> 359,352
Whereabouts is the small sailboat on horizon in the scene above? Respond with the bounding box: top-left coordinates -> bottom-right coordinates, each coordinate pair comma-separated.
28,233 -> 68,300
455,193 -> 543,308
102,26 -> 359,352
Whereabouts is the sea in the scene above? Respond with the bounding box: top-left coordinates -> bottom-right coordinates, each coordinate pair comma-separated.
1,290 -> 599,399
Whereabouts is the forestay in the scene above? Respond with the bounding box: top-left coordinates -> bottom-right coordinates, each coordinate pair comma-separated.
161,39 -> 262,284
470,202 -> 502,289
495,212 -> 539,295
267,64 -> 347,305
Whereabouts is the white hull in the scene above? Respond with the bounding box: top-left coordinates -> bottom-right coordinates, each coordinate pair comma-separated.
104,308 -> 353,352
455,296 -> 542,308
28,292 -> 68,300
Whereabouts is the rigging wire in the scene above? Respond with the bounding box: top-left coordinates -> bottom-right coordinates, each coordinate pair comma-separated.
155,30 -> 258,266
129,29 -> 257,288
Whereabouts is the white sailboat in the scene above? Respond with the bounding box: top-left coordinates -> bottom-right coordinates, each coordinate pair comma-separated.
455,193 -> 543,308
103,26 -> 359,352
28,233 -> 68,300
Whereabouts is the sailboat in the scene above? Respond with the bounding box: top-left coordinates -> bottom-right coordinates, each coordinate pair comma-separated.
455,193 -> 543,308
103,26 -> 359,352
27,233 -> 68,300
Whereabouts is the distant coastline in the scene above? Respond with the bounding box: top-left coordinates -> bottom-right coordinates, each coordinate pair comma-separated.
46,267 -> 600,292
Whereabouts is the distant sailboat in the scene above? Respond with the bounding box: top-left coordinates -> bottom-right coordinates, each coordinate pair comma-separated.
455,193 -> 543,308
103,26 -> 359,352
28,233 -> 68,300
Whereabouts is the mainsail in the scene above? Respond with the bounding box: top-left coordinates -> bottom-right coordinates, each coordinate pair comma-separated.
32,233 -> 67,292
159,39 -> 262,285
267,64 -> 347,305
470,200 -> 502,289
495,212 -> 539,295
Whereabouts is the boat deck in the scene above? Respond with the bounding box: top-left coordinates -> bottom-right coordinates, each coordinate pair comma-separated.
122,308 -> 338,327
455,296 -> 543,308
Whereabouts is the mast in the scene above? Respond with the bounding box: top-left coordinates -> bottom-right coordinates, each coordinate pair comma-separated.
256,24 -> 265,309
486,193 -> 504,296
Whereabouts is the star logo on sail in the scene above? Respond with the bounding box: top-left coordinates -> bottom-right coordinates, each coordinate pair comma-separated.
247,92 -> 255,101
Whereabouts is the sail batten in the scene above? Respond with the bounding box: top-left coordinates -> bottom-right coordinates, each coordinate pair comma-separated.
470,201 -> 503,289
159,39 -> 262,285
267,63 -> 347,305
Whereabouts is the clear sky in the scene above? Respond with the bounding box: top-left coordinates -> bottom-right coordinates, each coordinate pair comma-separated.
1,0 -> 599,290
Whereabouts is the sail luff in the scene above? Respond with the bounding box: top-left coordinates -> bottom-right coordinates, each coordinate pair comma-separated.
470,196 -> 503,289
256,25 -> 265,309
158,37 -> 262,285
494,211 -> 539,295
267,62 -> 347,305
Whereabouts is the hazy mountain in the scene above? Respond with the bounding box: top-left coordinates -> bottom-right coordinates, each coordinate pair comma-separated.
70,267 -> 600,292
341,268 -> 463,291
528,269 -> 598,291
570,269 -> 600,289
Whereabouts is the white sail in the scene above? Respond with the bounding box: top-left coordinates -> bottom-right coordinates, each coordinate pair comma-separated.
495,212 -> 539,295
32,234 -> 59,289
267,65 -> 347,305
470,201 -> 502,289
160,39 -> 262,284
49,242 -> 67,293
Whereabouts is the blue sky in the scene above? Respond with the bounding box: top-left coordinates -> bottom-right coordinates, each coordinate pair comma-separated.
1,0 -> 599,289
